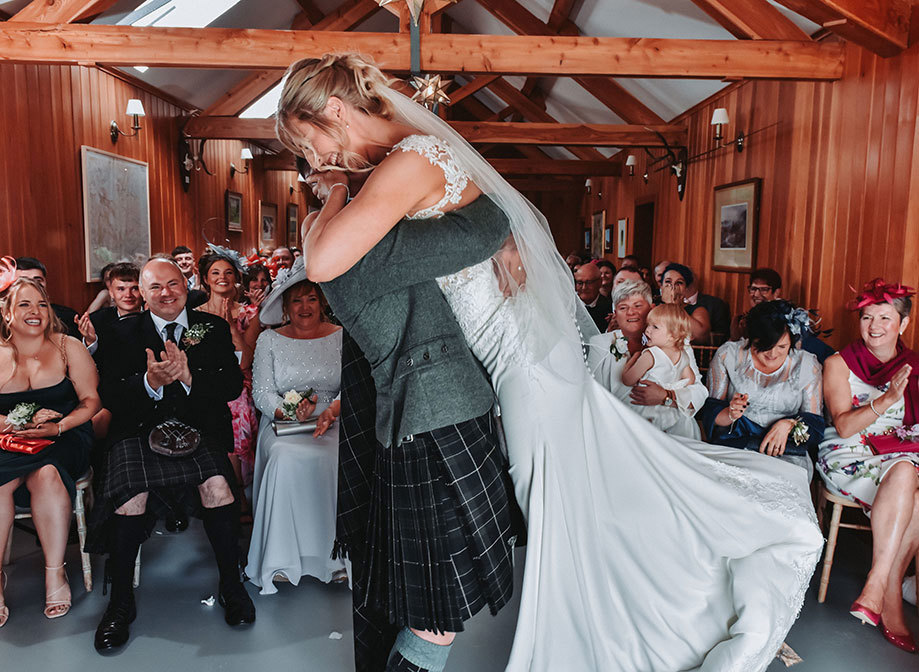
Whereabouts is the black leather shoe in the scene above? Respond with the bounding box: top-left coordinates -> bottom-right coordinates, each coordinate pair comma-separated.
218,583 -> 255,626
94,597 -> 137,653
165,512 -> 188,533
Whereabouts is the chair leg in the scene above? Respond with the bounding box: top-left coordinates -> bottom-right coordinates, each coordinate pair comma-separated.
816,488 -> 827,530
818,502 -> 843,603
133,547 -> 141,588
74,488 -> 92,592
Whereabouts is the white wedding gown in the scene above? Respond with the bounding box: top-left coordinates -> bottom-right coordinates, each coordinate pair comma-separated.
437,259 -> 824,672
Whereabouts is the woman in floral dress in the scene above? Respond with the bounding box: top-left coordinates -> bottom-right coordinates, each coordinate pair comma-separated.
817,278 -> 919,653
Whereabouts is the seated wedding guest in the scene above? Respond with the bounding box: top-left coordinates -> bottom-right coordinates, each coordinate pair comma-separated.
731,268 -> 835,363
613,266 -> 643,287
588,280 -> 706,438
680,263 -> 731,341
638,266 -> 652,284
575,262 -> 612,332
242,264 -> 272,308
653,259 -> 671,288
700,300 -> 824,475
620,304 -> 701,439
85,262 -> 116,313
246,260 -> 346,593
661,263 -> 711,343
14,257 -> 79,338
817,279 -> 919,653
565,253 -> 581,273
171,245 -> 198,291
195,250 -> 258,516
270,246 -> 294,270
596,260 -> 615,297
77,262 -> 142,356
620,254 -> 640,270
87,256 -> 253,653
0,273 -> 100,625
291,247 -> 302,260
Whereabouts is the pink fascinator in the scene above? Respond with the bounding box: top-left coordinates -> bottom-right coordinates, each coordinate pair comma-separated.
846,277 -> 916,311
0,257 -> 17,293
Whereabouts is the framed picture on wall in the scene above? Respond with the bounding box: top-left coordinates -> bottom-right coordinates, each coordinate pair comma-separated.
583,227 -> 591,251
225,190 -> 243,232
617,218 -> 628,258
286,203 -> 299,247
712,178 -> 761,272
590,210 -> 605,258
259,201 -> 278,246
81,146 -> 151,281
604,224 -> 613,253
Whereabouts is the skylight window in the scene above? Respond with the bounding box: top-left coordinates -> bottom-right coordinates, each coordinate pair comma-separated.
121,0 -> 243,72
240,83 -> 283,119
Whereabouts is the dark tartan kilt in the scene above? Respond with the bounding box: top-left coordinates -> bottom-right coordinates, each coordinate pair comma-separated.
363,412 -> 516,634
85,434 -> 234,555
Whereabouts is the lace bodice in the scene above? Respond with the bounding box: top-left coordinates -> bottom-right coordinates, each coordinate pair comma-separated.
708,340 -> 823,426
251,328 -> 342,415
391,134 -> 469,219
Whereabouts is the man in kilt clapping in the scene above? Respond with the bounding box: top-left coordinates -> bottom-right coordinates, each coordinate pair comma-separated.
87,256 -> 255,653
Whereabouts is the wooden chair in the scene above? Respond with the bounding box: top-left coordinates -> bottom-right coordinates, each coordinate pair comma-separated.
3,468 -> 94,592
691,344 -> 719,379
815,481 -> 919,611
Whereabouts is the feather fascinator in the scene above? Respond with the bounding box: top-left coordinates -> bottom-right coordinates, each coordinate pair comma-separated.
847,278 -> 916,311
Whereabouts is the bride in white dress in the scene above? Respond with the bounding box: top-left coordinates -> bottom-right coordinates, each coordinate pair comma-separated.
279,53 -> 824,672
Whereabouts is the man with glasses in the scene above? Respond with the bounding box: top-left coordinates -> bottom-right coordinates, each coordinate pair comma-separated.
575,262 -> 612,332
730,267 -> 834,362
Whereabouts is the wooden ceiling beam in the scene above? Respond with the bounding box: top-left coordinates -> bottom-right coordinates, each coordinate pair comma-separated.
185,116 -> 683,147
10,0 -> 119,23
204,0 -> 380,117
450,75 -> 500,104
546,0 -> 579,33
689,0 -> 810,40
0,24 -> 845,79
773,0 -> 910,56
294,0 -> 326,25
455,96 -> 549,159
478,0 -> 666,125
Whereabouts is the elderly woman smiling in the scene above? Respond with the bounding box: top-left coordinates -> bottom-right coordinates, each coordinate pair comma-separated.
588,280 -> 706,438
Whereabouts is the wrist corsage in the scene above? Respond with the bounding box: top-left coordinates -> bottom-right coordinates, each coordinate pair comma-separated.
281,388 -> 315,420
790,417 -> 810,446
610,334 -> 630,361
6,402 -> 41,430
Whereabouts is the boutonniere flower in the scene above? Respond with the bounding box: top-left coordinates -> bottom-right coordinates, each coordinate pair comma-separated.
182,322 -> 212,348
790,417 -> 811,446
6,402 -> 40,430
610,334 -> 630,361
281,388 -> 315,420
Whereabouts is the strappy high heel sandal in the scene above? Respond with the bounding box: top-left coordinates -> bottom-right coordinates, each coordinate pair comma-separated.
44,563 -> 71,619
0,570 -> 9,627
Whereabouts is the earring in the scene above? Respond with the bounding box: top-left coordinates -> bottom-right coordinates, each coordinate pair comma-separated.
345,123 -> 350,129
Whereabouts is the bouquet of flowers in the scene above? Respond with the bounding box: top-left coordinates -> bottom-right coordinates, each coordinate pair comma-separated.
790,417 -> 810,446
5,402 -> 41,430
281,388 -> 315,420
609,334 -> 630,361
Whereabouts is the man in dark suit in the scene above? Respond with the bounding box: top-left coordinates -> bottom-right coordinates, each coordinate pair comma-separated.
76,262 -> 143,357
14,256 -> 81,337
575,262 -> 613,332
91,256 -> 253,653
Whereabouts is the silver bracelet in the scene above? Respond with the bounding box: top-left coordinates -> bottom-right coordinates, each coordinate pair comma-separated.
329,182 -> 350,201
869,399 -> 882,417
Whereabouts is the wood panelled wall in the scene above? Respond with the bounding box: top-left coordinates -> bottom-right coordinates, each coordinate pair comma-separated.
0,63 -> 306,313
592,37 -> 919,350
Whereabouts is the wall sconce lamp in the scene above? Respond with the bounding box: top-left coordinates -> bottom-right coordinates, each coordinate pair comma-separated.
625,154 -> 637,177
230,148 -> 254,178
584,178 -> 592,195
110,99 -> 146,143
709,107 -> 746,152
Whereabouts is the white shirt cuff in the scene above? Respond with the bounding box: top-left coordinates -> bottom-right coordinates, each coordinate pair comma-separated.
144,373 -> 164,400
84,339 -> 98,355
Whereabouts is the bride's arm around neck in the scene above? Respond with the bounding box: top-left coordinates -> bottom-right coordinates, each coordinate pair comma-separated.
304,149 -> 476,282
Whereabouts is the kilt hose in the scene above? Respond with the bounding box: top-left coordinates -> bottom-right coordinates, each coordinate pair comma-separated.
363,412 -> 516,635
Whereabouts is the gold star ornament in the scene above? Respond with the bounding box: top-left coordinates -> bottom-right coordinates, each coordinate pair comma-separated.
411,74 -> 451,109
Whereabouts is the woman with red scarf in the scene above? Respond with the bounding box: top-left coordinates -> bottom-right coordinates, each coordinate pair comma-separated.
817,278 -> 919,653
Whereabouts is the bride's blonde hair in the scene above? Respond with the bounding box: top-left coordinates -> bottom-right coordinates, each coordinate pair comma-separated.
276,53 -> 398,172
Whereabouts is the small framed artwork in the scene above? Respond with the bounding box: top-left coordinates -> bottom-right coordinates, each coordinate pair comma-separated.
590,210 -> 605,258
617,218 -> 628,258
259,201 -> 278,246
583,228 -> 591,251
225,190 -> 243,232
286,203 -> 299,246
603,224 -> 613,254
712,178 -> 761,272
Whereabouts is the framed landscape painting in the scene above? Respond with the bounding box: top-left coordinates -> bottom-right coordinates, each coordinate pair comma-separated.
287,203 -> 299,246
259,201 -> 278,246
590,210 -> 605,258
712,178 -> 760,272
226,190 -> 242,232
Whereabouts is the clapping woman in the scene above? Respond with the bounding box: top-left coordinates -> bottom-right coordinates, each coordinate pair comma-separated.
245,260 -> 346,593
0,271 -> 100,625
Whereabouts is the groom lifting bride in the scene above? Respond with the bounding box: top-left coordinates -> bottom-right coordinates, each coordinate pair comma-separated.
281,53 -> 824,672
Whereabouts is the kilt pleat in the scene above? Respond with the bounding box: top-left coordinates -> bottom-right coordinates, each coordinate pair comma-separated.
363,412 -> 515,634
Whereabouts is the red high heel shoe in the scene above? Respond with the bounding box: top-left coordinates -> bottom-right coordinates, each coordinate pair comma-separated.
849,601 -> 881,627
879,620 -> 918,654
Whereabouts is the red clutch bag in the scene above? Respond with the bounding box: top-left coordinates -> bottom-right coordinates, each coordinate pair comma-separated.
866,434 -> 919,455
0,435 -> 54,454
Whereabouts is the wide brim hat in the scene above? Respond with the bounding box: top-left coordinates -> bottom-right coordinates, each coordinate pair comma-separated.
258,255 -> 306,326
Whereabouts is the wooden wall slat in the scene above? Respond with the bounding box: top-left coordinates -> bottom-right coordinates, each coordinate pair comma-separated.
594,38 -> 919,349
